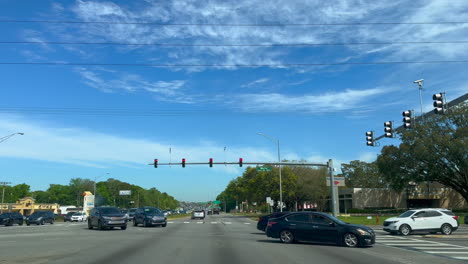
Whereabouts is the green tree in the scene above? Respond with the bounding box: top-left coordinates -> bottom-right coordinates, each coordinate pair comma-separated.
376,102 -> 468,202
340,160 -> 385,188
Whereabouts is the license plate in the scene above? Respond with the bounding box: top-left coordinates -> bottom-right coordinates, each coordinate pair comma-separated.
108,221 -> 124,224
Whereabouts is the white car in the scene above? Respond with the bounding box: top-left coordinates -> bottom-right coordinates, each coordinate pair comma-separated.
383,208 -> 459,236
70,212 -> 87,222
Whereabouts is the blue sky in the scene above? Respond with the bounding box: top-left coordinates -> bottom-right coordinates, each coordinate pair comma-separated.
0,0 -> 467,201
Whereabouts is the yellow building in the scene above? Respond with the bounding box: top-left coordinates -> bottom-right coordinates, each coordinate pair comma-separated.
0,197 -> 60,216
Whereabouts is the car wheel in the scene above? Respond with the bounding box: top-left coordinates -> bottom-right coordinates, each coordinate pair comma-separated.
27,223 -> 30,226
133,220 -> 138,226
98,220 -> 104,230
162,223 -> 167,227
343,233 -> 359,247
88,220 -> 93,230
399,224 -> 411,236
279,230 -> 295,244
50,220 -> 54,224
441,224 -> 453,235
121,225 -> 127,230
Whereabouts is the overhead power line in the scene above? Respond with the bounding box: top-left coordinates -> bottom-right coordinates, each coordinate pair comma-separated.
1,20 -> 467,26
2,40 -> 468,47
0,61 -> 467,67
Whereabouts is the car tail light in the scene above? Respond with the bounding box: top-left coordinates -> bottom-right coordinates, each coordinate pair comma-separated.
267,221 -> 277,227
453,216 -> 459,220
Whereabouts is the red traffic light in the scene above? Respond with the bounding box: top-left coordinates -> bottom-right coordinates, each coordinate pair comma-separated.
209,158 -> 213,167
154,159 -> 158,168
182,158 -> 186,168
239,158 -> 243,167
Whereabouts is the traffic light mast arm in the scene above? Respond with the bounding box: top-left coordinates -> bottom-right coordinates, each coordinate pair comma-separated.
149,161 -> 328,166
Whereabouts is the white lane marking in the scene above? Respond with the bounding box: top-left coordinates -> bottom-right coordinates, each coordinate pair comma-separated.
244,223 -> 251,225
211,222 -> 218,224
454,257 -> 468,260
183,222 -> 190,224
224,222 -> 232,224
385,244 -> 443,246
197,222 -> 203,224
424,251 -> 468,254
168,222 -> 174,224
414,247 -> 467,250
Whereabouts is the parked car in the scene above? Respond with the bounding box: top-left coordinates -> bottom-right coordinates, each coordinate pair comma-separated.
266,212 -> 375,247
0,212 -> 24,226
383,208 -> 459,236
191,210 -> 205,220
71,212 -> 87,222
465,215 -> 468,225
26,211 -> 55,225
257,212 -> 290,232
133,207 -> 167,227
64,212 -> 75,222
88,207 -> 127,230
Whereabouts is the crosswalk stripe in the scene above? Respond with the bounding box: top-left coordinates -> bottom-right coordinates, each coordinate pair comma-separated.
183,222 -> 190,224
168,222 -> 174,223
454,257 -> 468,260
197,222 -> 203,224
224,222 -> 232,224
385,243 -> 441,246
414,247 -> 467,250
211,222 -> 218,224
244,223 -> 251,225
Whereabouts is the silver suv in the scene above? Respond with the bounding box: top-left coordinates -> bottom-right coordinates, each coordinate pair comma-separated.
383,208 -> 459,236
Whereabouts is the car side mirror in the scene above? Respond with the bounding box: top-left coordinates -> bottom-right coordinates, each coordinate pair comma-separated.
329,222 -> 336,227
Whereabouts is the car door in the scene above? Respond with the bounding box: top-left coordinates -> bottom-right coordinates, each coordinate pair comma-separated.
91,209 -> 99,226
425,211 -> 443,229
284,214 -> 314,241
310,214 -> 340,243
135,209 -> 142,224
410,211 -> 428,230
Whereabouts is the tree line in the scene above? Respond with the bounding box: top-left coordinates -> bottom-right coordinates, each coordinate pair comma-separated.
217,102 -> 467,212
1,178 -> 179,210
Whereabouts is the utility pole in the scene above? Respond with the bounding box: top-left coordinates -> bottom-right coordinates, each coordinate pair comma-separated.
258,133 -> 283,212
328,160 -> 339,216
1,182 -> 12,214
414,79 -> 424,121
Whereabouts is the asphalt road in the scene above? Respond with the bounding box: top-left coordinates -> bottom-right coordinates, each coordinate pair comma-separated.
0,214 -> 467,264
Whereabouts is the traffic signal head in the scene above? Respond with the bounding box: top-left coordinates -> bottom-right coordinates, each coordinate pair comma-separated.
366,131 -> 374,146
432,93 -> 444,114
384,121 -> 393,138
239,158 -> 243,167
182,158 -> 186,168
154,159 -> 158,168
402,110 -> 412,129
209,158 -> 213,167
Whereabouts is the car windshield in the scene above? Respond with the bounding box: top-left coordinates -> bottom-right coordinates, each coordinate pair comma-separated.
398,210 -> 416,218
73,213 -> 82,216
144,208 -> 161,214
129,209 -> 136,213
31,212 -> 47,217
99,208 -> 121,214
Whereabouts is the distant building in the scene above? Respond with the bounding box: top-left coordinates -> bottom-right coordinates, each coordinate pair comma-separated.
337,183 -> 468,212
0,197 -> 60,216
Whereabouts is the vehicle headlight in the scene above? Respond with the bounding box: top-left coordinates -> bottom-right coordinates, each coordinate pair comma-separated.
387,221 -> 399,224
356,228 -> 371,236
37,217 -> 43,220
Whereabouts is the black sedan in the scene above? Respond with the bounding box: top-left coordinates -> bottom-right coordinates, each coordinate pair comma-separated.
133,207 -> 167,227
0,212 -> 24,226
266,212 -> 375,247
257,212 -> 290,231
26,211 -> 55,225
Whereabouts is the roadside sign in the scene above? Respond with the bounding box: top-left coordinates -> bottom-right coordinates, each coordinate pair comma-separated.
119,190 -> 132,196
326,177 -> 345,186
266,197 -> 271,203
213,200 -> 221,205
257,167 -> 272,172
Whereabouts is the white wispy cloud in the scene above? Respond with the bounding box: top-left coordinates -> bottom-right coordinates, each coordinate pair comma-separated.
241,78 -> 269,88
235,87 -> 390,113
75,67 -> 188,100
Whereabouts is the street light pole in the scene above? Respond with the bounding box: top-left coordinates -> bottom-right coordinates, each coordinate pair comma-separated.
413,79 -> 424,121
0,182 -> 12,214
0,132 -> 24,144
258,133 -> 283,212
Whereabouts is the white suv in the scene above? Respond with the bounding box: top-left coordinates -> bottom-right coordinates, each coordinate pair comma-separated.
383,208 -> 459,236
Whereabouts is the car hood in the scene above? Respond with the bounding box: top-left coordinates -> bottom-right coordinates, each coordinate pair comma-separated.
146,214 -> 165,217
346,223 -> 374,232
384,217 -> 399,222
